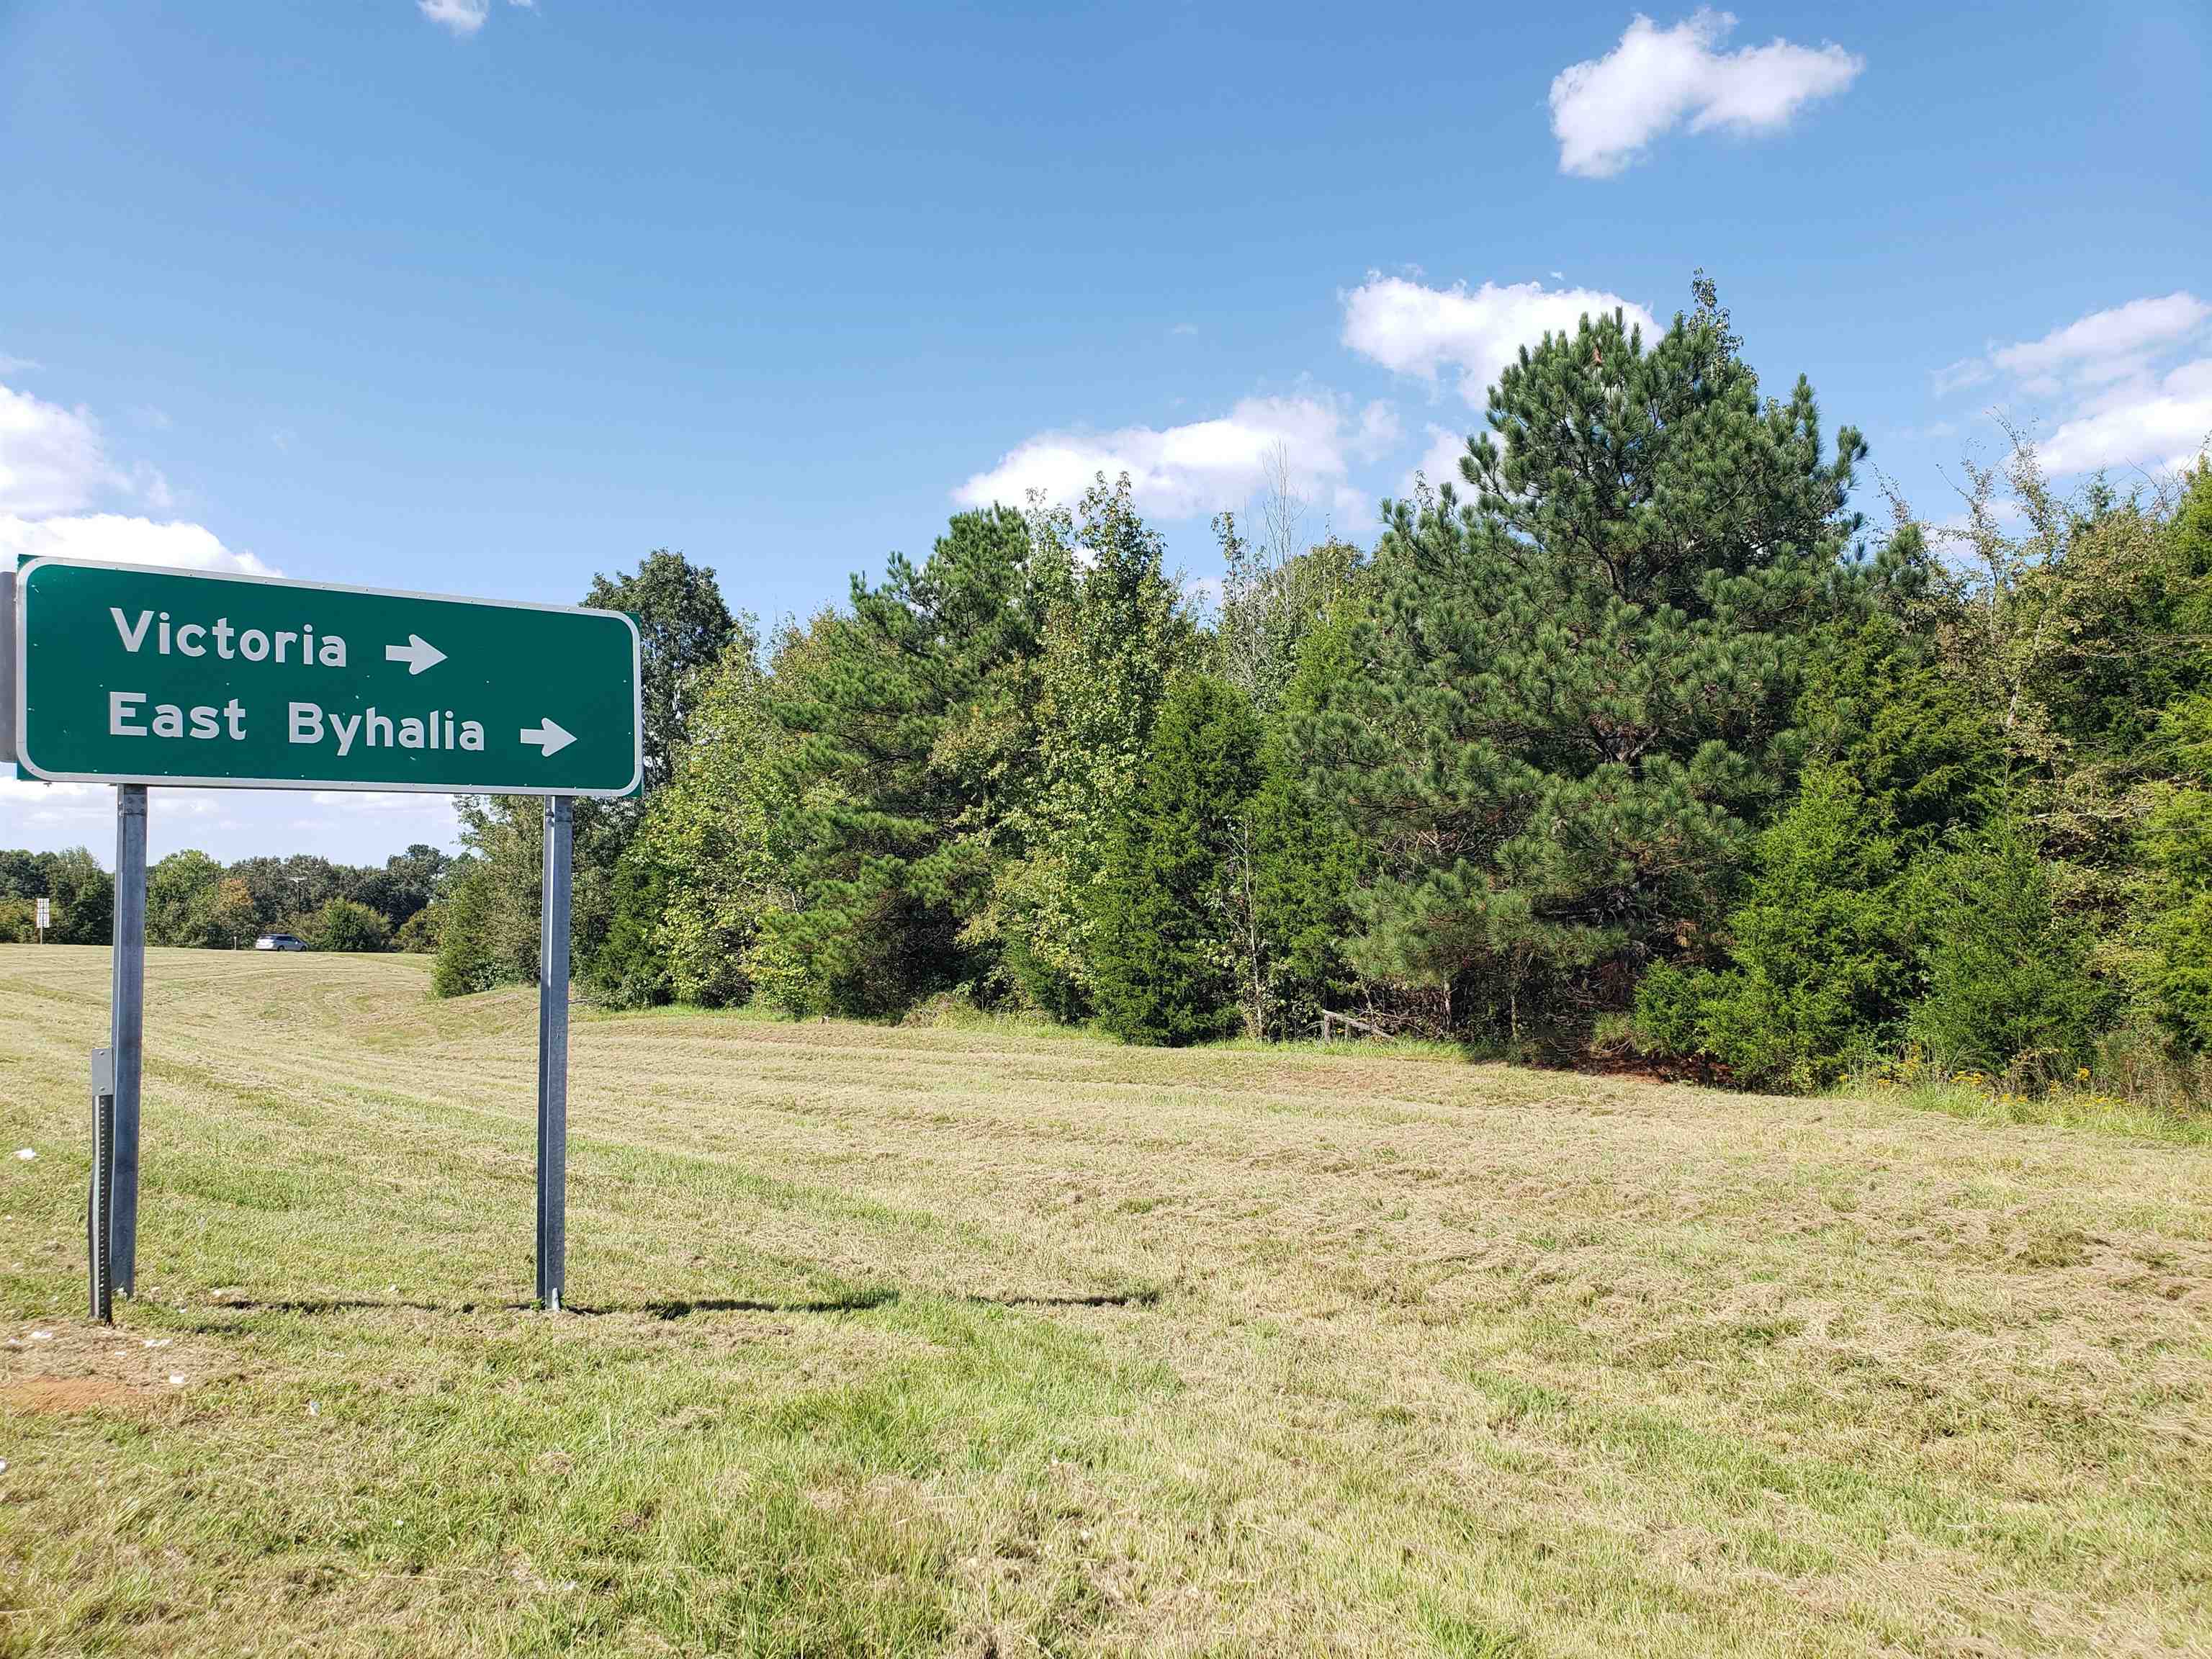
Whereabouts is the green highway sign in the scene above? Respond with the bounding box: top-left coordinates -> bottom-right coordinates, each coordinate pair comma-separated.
10,557 -> 641,796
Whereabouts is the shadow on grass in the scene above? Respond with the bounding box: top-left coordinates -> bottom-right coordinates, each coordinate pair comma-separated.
166,1282 -> 1161,1323
615,1288 -> 901,1320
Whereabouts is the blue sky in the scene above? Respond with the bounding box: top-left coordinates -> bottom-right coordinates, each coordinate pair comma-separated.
4,1 -> 2208,863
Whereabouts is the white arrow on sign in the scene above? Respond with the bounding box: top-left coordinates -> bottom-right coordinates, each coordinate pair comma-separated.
385,634 -> 447,675
520,719 -> 576,758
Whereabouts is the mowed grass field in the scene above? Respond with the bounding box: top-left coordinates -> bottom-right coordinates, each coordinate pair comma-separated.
0,948 -> 2208,1657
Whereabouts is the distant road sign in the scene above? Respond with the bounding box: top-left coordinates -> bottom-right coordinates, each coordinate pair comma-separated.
35,897 -> 49,930
11,558 -> 641,796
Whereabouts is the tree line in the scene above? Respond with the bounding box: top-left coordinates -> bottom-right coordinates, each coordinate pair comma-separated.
438,281 -> 2212,1099
17,278 -> 2206,1100
0,844 -> 449,953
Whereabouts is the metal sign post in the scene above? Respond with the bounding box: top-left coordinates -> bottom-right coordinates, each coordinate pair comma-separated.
10,557 -> 640,1317
109,785 -> 147,1297
535,796 -> 572,1310
35,896 -> 48,943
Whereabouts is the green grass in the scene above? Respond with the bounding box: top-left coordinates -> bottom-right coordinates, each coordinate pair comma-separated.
1,946 -> 2208,1655
1856,1077 -> 2212,1146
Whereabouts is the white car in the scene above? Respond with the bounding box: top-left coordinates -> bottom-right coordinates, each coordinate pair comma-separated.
254,933 -> 308,952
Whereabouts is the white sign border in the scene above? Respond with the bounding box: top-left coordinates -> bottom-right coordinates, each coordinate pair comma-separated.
10,555 -> 644,799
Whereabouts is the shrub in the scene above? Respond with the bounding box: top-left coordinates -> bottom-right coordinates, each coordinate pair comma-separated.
304,897 -> 391,953
1696,767 -> 1912,1088
1631,960 -> 1714,1059
1907,823 -> 2110,1076
587,847 -> 672,1008
2146,891 -> 2212,1052
431,863 -> 513,997
391,906 -> 443,954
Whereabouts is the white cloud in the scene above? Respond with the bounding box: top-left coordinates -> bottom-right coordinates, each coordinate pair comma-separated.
1930,357 -> 1993,398
310,791 -> 459,814
0,382 -> 119,516
1404,424 -> 1473,498
1341,275 -> 1658,408
1328,485 -> 1374,533
0,775 -> 100,806
0,353 -> 41,377
1933,293 -> 2212,479
418,0 -> 490,34
1,372 -> 266,573
1990,293 -> 2210,382
954,393 -> 1364,519
0,513 -> 271,575
1550,9 -> 1863,179
1352,400 -> 1402,461
418,0 -> 531,35
2039,358 -> 2212,477
1936,292 -> 2210,403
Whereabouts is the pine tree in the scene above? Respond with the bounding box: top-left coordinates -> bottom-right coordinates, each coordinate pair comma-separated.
1317,280 -> 1863,1045
760,506 -> 1048,1017
1087,673 -> 1263,1044
1249,608 -> 1367,1038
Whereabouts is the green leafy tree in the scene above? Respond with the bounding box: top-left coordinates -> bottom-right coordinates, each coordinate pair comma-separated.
392,903 -> 444,954
616,634 -> 796,1007
1213,449 -> 1365,720
42,849 -> 114,945
430,855 -> 516,996
346,844 -> 449,934
585,549 -> 742,802
2140,683 -> 2212,1048
431,804 -> 544,996
148,850 -> 225,948
0,850 -> 46,901
228,855 -> 343,935
1087,673 -> 1263,1044
997,476 -> 1194,1016
1319,281 -> 1863,1045
431,552 -> 739,998
305,896 -> 392,953
571,552 -> 742,967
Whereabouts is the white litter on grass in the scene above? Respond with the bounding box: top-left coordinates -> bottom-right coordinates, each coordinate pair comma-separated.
0,1457 -> 9,1475
13,1148 -> 33,1161
307,1401 -> 320,1417
29,1331 -> 52,1343
142,1338 -> 170,1349
167,1375 -> 185,1386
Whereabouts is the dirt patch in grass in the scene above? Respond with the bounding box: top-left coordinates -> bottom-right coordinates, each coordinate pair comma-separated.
4,1373 -> 138,1414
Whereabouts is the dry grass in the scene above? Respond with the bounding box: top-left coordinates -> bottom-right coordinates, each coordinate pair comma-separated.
0,945 -> 2208,1656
